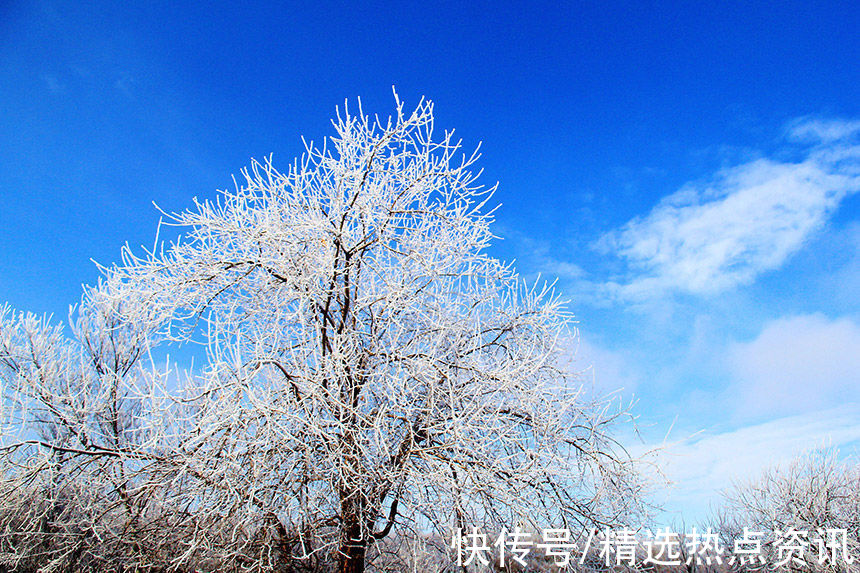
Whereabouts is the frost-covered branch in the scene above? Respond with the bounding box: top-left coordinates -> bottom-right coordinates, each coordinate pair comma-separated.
0,92 -> 651,573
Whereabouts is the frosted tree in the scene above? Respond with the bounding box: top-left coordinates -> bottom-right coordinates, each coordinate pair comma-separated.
1,93 -> 649,572
713,449 -> 859,572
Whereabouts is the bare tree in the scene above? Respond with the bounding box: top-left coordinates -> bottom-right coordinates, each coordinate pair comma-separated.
1,93 -> 650,572
712,449 -> 860,572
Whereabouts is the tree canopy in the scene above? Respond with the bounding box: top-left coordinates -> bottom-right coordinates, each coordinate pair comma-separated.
0,93 -> 648,572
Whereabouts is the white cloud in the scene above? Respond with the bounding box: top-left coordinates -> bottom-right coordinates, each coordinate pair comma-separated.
598,119 -> 860,299
822,223 -> 860,309
569,335 -> 640,395
787,117 -> 860,143
640,312 -> 860,525
727,313 -> 860,418
643,404 -> 860,526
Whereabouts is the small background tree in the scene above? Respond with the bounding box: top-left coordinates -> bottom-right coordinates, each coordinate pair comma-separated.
1,93 -> 650,572
712,448 -> 860,572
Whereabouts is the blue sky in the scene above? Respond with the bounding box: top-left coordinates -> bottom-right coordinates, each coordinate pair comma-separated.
2,0 -> 859,524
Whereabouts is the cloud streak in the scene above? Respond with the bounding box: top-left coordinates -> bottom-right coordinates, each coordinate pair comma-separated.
597,118 -> 860,300
643,403 -> 860,525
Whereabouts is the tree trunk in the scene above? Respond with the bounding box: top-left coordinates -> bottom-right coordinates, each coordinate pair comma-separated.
337,519 -> 367,573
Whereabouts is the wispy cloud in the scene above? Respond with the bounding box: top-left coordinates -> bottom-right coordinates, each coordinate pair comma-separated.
639,310 -> 860,524
644,403 -> 860,525
565,335 -> 641,395
597,118 -> 860,300
40,73 -> 65,93
727,313 -> 860,418
787,117 -> 860,143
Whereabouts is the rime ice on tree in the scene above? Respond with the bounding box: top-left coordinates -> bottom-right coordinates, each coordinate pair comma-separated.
0,92 -> 649,573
